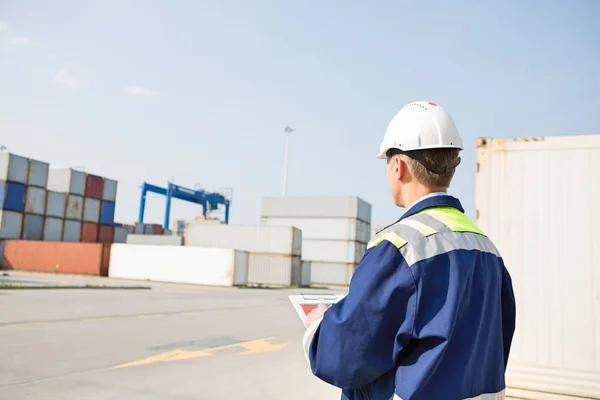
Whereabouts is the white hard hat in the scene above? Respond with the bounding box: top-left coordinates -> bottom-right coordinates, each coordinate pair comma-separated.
376,101 -> 463,159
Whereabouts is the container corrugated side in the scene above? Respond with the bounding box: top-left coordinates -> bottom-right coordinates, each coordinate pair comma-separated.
46,191 -> 66,218
85,174 -> 103,199
261,196 -> 372,222
109,244 -> 249,286
22,214 -> 43,240
83,198 -> 100,223
185,224 -> 301,256
65,194 -> 83,220
302,239 -> 366,264
300,261 -> 311,287
43,217 -> 63,241
27,159 -> 49,188
0,210 -> 23,239
2,241 -> 105,275
113,226 -> 128,243
475,135 -> 600,399
143,224 -> 154,234
261,216 -> 371,243
47,168 -> 86,196
100,201 -> 115,225
126,234 -> 183,246
309,262 -> 355,286
24,187 -> 46,215
98,225 -> 114,244
0,181 -> 26,212
102,178 -> 118,202
247,254 -> 300,286
0,153 -> 29,184
62,220 -> 82,242
81,222 -> 98,243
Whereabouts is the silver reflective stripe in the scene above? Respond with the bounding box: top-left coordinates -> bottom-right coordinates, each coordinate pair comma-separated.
392,389 -> 505,400
401,230 -> 500,267
406,212 -> 450,233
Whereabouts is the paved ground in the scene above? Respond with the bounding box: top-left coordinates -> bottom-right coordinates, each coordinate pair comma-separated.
0,271 -> 345,399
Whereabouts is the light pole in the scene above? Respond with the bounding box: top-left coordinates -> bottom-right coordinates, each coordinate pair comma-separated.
282,125 -> 294,196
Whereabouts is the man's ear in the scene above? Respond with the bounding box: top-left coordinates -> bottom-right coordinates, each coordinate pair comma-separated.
394,155 -> 406,180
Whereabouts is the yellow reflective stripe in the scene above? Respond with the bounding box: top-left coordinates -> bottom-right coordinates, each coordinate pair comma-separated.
367,232 -> 408,250
421,207 -> 486,236
399,218 -> 437,237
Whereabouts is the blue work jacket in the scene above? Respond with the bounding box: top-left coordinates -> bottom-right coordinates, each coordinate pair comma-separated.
302,195 -> 516,400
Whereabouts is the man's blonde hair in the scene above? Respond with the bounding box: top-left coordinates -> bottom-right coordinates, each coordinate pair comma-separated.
404,149 -> 460,188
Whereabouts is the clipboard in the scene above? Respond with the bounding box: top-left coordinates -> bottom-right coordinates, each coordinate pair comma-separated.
288,293 -> 346,326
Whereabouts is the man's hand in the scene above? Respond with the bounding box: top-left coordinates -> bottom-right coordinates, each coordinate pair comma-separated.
305,303 -> 330,328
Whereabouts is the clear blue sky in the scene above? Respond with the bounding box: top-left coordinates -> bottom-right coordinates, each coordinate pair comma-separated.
1,1 -> 599,226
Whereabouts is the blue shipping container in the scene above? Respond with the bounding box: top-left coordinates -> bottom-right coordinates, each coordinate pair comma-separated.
0,181 -> 26,212
100,201 -> 115,225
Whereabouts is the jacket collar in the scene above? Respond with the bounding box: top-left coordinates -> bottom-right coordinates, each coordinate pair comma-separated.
377,194 -> 465,234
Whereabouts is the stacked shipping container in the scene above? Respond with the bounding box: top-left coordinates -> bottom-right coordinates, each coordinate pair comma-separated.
261,196 -> 372,286
184,223 -> 304,286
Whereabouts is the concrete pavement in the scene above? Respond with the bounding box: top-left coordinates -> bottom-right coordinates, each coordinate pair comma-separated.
0,272 -> 344,399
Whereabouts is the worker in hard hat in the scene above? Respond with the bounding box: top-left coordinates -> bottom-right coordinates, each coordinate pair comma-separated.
302,101 -> 516,400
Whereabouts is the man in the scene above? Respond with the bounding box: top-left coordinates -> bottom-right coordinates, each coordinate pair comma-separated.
302,101 -> 516,400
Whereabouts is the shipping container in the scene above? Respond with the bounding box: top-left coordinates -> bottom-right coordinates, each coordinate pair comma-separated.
261,196 -> 372,223
143,224 -> 154,234
83,198 -> 100,223
302,239 -> 366,264
0,210 -> 23,239
102,178 -> 118,202
261,216 -> 371,244
0,181 -> 25,212
46,191 -> 66,218
170,219 -> 186,235
65,194 -> 83,220
98,225 -> 114,244
300,261 -> 311,287
109,245 -> 249,286
43,217 -> 63,241
475,135 -> 600,400
99,201 -> 115,225
0,240 -> 4,266
152,224 -> 163,235
81,222 -> 98,242
1,240 -> 109,275
309,261 -> 355,286
162,229 -> 172,235
185,224 -> 302,256
134,222 -> 144,234
62,220 -> 82,242
24,186 -> 46,215
0,152 -> 29,184
85,174 -> 103,199
123,224 -> 135,234
113,226 -> 128,243
27,158 -> 49,188
47,168 -> 86,196
247,254 -> 301,286
100,243 -> 111,277
126,234 -> 183,246
22,214 -> 43,240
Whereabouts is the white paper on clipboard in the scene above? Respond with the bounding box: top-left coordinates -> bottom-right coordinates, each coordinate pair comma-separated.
288,293 -> 346,326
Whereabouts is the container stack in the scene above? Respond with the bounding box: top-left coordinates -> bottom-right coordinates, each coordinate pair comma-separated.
261,196 -> 372,286
184,223 -> 304,286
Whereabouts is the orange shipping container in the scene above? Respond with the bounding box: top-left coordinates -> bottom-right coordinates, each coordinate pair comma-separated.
1,240 -> 110,276
152,224 -> 163,235
81,222 -> 98,242
98,225 -> 114,244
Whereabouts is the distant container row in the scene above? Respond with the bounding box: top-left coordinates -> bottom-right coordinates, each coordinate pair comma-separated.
0,154 -> 117,201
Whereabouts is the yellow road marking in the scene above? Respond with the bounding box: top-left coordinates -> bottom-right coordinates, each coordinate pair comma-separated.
81,317 -> 112,322
113,336 -> 289,369
137,314 -> 163,319
5,322 -> 47,328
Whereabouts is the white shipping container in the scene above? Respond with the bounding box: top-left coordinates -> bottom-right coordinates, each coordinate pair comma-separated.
43,217 -> 63,241
83,198 -> 100,223
102,178 -> 118,202
22,214 -> 43,240
126,234 -> 183,246
247,254 -> 301,286
261,217 -> 371,244
62,220 -> 82,242
261,196 -> 372,223
475,135 -> 600,399
113,226 -> 128,243
310,262 -> 355,286
27,159 -> 49,188
0,153 -> 29,185
47,168 -> 86,196
24,187 -> 46,215
302,239 -> 366,264
65,194 -> 83,220
46,191 -> 66,218
185,224 -> 302,256
0,210 -> 23,239
109,244 -> 249,287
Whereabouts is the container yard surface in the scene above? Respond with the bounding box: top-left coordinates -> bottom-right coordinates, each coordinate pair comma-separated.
0,271 -> 343,400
